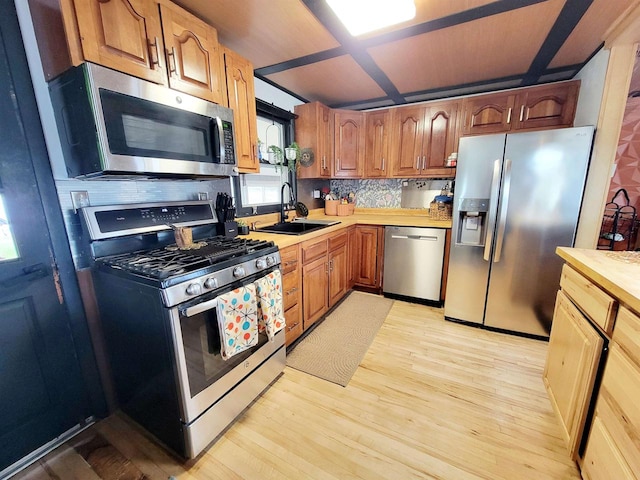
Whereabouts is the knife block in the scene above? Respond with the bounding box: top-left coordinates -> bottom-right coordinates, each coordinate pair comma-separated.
216,221 -> 238,238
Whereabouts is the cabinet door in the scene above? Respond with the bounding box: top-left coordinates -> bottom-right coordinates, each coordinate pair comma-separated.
328,243 -> 348,308
582,415 -> 635,480
461,92 -> 516,135
513,82 -> 579,131
224,48 -> 259,173
348,226 -> 358,289
354,226 -> 381,287
284,303 -> 302,346
543,290 -> 604,459
73,0 -> 166,85
159,3 -> 224,104
334,110 -> 364,178
364,110 -> 390,178
423,101 -> 458,176
302,256 -> 328,329
390,106 -> 424,177
294,102 -> 332,178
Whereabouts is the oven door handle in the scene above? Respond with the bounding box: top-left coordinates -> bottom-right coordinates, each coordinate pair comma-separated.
182,298 -> 218,317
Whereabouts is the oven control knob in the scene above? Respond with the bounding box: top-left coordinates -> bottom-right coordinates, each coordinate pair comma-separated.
204,277 -> 218,289
186,283 -> 202,296
233,266 -> 246,278
266,256 -> 276,266
255,258 -> 267,269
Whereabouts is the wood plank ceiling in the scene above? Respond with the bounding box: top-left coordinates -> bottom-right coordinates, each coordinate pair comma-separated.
174,0 -> 635,110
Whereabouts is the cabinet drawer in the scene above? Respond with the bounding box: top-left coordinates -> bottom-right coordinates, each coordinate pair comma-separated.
593,344 -> 640,475
280,246 -> 299,275
282,271 -> 300,311
582,415 -> 635,480
329,231 -> 348,251
301,238 -> 328,264
560,264 -> 617,334
284,303 -> 302,346
612,306 -> 640,365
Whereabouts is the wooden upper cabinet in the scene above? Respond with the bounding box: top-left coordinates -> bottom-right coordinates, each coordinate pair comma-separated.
513,81 -> 579,130
423,101 -> 459,175
390,105 -> 425,177
333,110 -> 364,178
461,92 -> 516,135
73,0 -> 167,85
294,102 -> 332,179
389,101 -> 458,177
158,2 -> 224,104
223,48 -> 258,173
462,81 -> 580,135
364,109 -> 390,178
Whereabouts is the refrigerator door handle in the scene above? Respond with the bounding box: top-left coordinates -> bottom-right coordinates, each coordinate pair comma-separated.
493,158 -> 512,263
483,159 -> 502,261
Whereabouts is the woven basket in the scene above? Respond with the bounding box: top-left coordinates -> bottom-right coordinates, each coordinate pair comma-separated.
429,201 -> 452,220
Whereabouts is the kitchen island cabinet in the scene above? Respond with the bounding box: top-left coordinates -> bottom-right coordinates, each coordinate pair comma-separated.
546,247 -> 640,478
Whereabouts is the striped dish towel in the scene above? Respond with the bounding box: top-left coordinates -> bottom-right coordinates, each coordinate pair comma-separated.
255,270 -> 286,341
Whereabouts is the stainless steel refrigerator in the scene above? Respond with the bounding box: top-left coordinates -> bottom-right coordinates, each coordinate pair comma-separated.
444,126 -> 594,338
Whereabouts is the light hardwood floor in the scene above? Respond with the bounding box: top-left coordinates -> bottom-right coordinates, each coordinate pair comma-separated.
14,300 -> 581,480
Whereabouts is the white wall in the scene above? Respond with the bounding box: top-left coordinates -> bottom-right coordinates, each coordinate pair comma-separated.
574,49 -> 610,127
254,77 -> 304,112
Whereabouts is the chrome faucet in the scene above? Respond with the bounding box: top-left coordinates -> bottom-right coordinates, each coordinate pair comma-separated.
280,181 -> 293,224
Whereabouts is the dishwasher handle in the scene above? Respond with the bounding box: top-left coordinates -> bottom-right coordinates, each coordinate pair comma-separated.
390,234 -> 439,241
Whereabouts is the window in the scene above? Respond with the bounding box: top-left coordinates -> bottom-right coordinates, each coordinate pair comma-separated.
0,195 -> 19,261
233,100 -> 296,217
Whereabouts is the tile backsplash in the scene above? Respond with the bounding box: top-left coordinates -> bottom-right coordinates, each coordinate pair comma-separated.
330,178 -> 451,208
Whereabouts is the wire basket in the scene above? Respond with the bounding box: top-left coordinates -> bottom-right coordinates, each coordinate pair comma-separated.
429,201 -> 452,220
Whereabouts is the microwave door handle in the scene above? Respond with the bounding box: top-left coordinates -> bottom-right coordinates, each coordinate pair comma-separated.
182,298 -> 218,317
215,117 -> 225,163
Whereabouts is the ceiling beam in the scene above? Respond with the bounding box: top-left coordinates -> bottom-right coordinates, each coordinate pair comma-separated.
300,0 -> 405,104
520,0 -> 593,85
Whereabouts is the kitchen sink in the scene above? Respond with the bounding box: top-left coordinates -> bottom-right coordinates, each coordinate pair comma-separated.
256,219 -> 340,235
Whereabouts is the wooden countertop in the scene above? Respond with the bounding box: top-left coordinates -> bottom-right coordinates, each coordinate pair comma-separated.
556,247 -> 640,314
241,209 -> 452,249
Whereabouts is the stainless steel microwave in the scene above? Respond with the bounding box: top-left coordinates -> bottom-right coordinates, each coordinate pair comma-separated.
49,63 -> 238,178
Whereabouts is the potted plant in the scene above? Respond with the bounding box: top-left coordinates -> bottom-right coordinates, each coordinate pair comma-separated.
285,141 -> 301,172
267,145 -> 283,166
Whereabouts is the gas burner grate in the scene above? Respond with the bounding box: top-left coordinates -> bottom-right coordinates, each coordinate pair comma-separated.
100,236 -> 275,280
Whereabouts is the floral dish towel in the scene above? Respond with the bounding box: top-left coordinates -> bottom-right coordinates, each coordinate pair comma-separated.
216,284 -> 259,360
255,270 -> 286,341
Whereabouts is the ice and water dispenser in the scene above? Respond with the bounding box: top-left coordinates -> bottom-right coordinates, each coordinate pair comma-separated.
455,198 -> 489,246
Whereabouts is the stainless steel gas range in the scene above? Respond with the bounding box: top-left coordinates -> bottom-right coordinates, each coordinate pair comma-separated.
80,201 -> 285,458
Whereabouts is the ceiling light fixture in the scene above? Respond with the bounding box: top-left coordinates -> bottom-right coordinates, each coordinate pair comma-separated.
326,0 -> 416,36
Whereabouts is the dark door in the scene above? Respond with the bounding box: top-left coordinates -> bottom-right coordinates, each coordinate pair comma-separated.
0,3 -> 101,474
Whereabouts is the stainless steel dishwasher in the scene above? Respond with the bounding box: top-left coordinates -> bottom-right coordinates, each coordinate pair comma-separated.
383,226 -> 446,304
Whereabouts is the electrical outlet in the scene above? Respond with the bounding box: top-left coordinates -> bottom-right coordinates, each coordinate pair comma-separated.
313,189 -> 321,199
70,191 -> 90,212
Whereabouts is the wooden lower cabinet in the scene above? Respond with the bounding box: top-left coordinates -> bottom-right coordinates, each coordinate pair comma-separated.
353,225 -> 384,291
301,231 -> 351,330
328,233 -> 348,307
302,255 -> 328,329
279,244 -> 302,346
543,290 -> 604,459
581,306 -> 640,478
